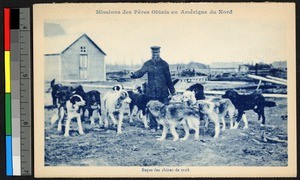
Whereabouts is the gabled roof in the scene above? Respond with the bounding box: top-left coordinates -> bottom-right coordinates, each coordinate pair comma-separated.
44,33 -> 106,55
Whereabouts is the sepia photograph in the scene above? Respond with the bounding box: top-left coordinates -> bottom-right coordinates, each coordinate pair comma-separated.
33,3 -> 296,178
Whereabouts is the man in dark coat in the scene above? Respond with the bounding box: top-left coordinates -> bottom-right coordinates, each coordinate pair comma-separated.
131,46 -> 176,130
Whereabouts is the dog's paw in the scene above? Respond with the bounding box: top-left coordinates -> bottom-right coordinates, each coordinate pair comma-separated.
117,131 -> 122,135
173,137 -> 179,141
79,131 -> 85,135
156,137 -> 165,141
57,127 -> 62,132
64,133 -> 70,137
243,126 -> 249,129
233,124 -> 239,129
213,135 -> 219,139
180,138 -> 187,141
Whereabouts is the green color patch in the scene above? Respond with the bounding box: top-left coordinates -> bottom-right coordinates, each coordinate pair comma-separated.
5,93 -> 11,135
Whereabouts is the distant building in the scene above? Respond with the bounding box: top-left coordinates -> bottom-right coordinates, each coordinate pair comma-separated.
271,61 -> 287,71
44,33 -> 106,81
209,62 -> 244,75
238,65 -> 249,73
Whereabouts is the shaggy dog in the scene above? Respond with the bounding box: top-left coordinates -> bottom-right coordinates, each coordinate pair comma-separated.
197,100 -> 220,138
182,91 -> 241,131
209,98 -> 244,130
182,90 -> 197,107
146,100 -> 200,141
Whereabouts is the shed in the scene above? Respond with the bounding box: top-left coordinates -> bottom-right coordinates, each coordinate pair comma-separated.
44,33 -> 106,81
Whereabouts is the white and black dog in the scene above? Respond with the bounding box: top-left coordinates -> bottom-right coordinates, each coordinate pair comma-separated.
127,84 -> 149,128
64,94 -> 86,137
50,85 -> 84,129
51,94 -> 86,137
186,83 -> 205,100
103,90 -> 132,134
146,100 -> 200,141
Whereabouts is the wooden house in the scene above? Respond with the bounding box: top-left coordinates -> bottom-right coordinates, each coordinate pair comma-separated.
44,33 -> 106,81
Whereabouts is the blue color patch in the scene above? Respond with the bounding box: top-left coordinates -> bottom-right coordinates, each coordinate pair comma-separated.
6,136 -> 13,175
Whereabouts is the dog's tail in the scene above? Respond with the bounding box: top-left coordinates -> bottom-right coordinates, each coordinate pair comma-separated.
265,101 -> 276,107
172,78 -> 179,86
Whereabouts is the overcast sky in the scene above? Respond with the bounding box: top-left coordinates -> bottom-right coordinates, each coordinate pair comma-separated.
45,18 -> 286,65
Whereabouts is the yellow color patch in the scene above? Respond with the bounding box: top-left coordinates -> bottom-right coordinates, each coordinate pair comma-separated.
5,51 -> 11,93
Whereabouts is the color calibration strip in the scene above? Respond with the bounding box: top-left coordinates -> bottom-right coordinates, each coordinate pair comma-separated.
4,8 -> 31,176
4,8 -> 13,176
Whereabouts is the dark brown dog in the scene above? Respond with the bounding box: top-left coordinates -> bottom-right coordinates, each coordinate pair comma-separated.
222,90 -> 276,127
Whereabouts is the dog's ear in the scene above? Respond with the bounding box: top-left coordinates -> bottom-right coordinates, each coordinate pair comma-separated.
157,101 -> 165,110
50,79 -> 55,87
70,96 -> 78,105
122,91 -> 128,98
154,103 -> 164,112
146,101 -> 153,109
112,86 -> 119,91
137,86 -> 142,94
198,101 -> 209,109
204,102 -> 211,109
118,91 -> 128,101
228,90 -> 237,96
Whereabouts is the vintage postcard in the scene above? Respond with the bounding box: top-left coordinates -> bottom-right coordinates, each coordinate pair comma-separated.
33,3 -> 296,178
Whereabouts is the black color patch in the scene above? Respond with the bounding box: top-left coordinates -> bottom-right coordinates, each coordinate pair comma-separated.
10,9 -> 19,29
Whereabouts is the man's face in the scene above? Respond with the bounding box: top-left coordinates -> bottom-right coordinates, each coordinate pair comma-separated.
152,51 -> 160,60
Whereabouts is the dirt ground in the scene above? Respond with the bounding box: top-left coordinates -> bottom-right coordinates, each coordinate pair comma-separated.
44,81 -> 288,166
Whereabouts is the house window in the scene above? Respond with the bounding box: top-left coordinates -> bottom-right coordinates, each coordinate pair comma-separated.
79,54 -> 88,79
80,46 -> 87,54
